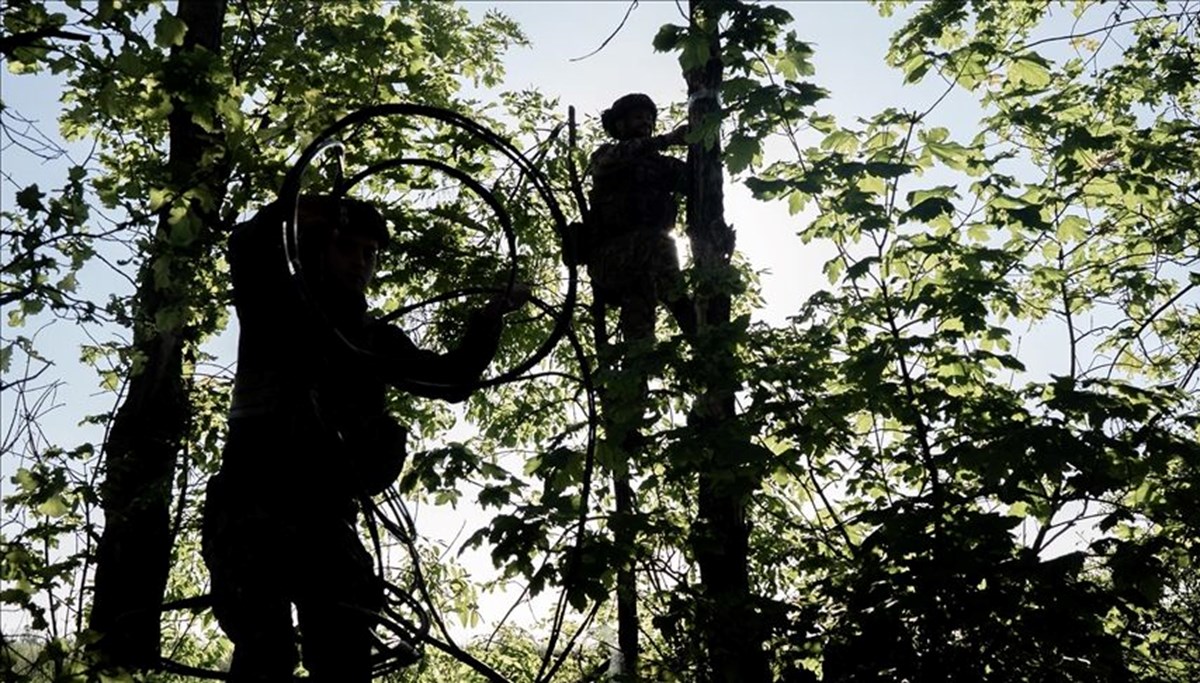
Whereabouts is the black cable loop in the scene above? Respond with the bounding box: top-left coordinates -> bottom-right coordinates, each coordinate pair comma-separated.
277,103 -> 577,393
142,106 -> 586,682
341,156 -> 518,302
381,584 -> 429,639
280,138 -> 345,281
362,292 -> 602,683
268,104 -> 600,681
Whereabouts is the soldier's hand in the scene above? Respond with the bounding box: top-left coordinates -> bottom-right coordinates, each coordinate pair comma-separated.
664,124 -> 689,147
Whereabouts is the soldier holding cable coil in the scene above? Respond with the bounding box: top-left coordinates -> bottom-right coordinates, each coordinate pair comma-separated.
201,195 -> 528,682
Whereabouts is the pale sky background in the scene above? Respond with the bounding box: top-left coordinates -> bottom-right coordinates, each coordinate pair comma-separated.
1,0 -> 1112,644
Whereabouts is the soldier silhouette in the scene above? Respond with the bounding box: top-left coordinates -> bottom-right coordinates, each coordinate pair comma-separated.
202,195 -> 527,682
586,93 -> 696,342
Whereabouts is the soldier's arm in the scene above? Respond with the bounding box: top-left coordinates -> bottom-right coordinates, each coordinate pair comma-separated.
367,309 -> 503,403
591,127 -> 689,170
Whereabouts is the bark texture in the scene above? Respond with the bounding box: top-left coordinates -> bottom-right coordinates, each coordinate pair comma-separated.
89,0 -> 228,668
684,2 -> 771,680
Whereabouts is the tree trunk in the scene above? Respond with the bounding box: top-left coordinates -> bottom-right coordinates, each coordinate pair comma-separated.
684,1 -> 770,680
89,0 -> 227,669
613,473 -> 639,679
589,301 -> 641,680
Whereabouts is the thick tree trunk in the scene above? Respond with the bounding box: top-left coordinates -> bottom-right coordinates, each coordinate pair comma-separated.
684,2 -> 771,680
89,0 -> 227,669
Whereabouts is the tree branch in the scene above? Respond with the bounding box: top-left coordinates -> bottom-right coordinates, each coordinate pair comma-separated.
0,27 -> 89,59
1017,11 -> 1191,53
570,0 -> 639,62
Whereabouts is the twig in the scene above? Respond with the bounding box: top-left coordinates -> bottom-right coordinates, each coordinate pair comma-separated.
570,1 -> 639,62
1019,11 -> 1191,52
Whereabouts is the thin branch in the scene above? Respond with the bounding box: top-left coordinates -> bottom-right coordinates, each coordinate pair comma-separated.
1106,282 -> 1198,380
674,0 -> 688,23
1018,11 -> 1192,52
570,1 -> 639,62
0,360 -> 51,393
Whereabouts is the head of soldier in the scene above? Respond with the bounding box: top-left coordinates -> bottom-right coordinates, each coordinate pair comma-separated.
296,195 -> 389,297
602,93 -> 657,141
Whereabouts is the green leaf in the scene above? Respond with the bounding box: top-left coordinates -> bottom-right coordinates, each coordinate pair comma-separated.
990,195 -> 1028,210
16,184 -> 45,217
908,186 -> 959,204
1056,214 -> 1088,242
37,494 -> 70,518
744,177 -> 791,199
809,114 -> 836,133
926,140 -> 972,169
149,187 -> 170,211
821,130 -> 859,155
904,196 -> 956,222
900,52 -> 931,83
823,257 -> 844,283
864,161 -> 911,178
922,127 -> 950,144
725,134 -> 760,175
115,48 -> 147,78
652,24 -> 685,52
21,298 -> 44,316
154,13 -> 187,48
478,485 -> 510,508
777,43 -> 815,79
679,33 -> 711,72
858,174 -> 888,196
905,186 -> 959,223
967,222 -> 990,242
846,256 -> 880,281
1008,54 -> 1051,90
167,208 -> 198,245
57,273 -> 78,294
1008,205 -> 1048,231
13,467 -> 36,493
787,190 -> 808,215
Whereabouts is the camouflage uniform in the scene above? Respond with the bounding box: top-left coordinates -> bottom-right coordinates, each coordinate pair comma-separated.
202,200 -> 501,682
587,134 -> 695,341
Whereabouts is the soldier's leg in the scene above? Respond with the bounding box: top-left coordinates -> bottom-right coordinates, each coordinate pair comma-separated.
202,474 -> 298,682
618,279 -> 659,344
663,290 -> 696,338
652,233 -> 696,338
295,518 -> 382,683
222,597 -> 297,683
613,276 -> 658,452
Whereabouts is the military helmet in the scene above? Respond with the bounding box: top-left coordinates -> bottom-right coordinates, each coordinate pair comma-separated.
295,195 -> 390,248
601,93 -> 657,140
